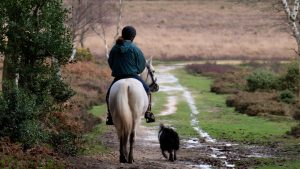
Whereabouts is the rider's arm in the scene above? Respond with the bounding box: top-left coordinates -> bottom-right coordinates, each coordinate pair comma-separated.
108,46 -> 115,69
134,47 -> 146,74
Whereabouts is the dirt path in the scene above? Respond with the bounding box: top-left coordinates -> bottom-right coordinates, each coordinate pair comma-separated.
68,64 -> 274,169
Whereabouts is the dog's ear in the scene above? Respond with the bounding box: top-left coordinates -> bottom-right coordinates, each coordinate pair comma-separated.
159,123 -> 165,130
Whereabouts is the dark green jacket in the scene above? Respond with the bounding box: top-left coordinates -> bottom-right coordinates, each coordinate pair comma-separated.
108,40 -> 146,77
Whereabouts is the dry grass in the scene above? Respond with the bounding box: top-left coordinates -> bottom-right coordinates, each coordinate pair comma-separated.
226,91 -> 295,116
0,137 -> 65,168
62,60 -> 112,110
84,0 -> 296,60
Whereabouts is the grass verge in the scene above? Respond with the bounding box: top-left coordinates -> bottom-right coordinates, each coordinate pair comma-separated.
173,68 -> 298,145
173,67 -> 300,168
81,104 -> 110,155
255,160 -> 300,169
143,91 -> 167,127
145,80 -> 198,138
158,97 -> 198,138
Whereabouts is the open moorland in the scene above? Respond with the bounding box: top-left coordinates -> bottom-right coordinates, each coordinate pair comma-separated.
86,0 -> 296,60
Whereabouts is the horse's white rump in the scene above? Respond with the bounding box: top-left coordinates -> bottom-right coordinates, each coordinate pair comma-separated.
109,78 -> 148,162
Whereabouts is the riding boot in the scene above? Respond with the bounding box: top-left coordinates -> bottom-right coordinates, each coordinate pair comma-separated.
144,93 -> 155,123
106,93 -> 114,125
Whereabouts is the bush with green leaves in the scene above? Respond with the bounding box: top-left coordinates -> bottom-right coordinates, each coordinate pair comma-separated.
278,62 -> 299,92
246,69 -> 279,91
0,88 -> 37,140
278,90 -> 296,104
50,131 -> 79,156
0,0 -> 77,153
294,109 -> 300,120
287,124 -> 300,138
50,76 -> 76,103
75,48 -> 93,61
18,120 -> 49,149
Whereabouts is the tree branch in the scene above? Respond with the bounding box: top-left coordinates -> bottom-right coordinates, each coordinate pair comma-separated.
113,0 -> 123,41
292,0 -> 300,21
282,0 -> 300,41
282,0 -> 292,18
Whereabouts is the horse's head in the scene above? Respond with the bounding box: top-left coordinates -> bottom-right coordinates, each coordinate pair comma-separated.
141,58 -> 159,92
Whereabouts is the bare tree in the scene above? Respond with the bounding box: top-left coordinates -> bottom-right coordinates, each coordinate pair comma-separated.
113,0 -> 124,42
281,0 -> 300,98
64,0 -> 123,58
92,0 -> 124,58
66,0 -> 107,48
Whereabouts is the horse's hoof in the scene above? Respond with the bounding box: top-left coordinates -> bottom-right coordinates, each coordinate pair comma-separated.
145,112 -> 155,123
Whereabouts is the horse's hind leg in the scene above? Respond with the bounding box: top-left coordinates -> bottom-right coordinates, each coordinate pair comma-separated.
119,136 -> 128,163
168,150 -> 174,162
162,150 -> 168,159
128,132 -> 135,163
174,150 -> 177,161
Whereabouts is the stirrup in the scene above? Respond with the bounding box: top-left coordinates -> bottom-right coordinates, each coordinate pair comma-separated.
144,111 -> 155,123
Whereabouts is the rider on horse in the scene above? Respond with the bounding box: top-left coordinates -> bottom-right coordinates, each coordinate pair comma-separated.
106,26 -> 155,125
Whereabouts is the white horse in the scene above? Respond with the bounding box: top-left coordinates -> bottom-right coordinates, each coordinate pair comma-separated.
109,58 -> 159,163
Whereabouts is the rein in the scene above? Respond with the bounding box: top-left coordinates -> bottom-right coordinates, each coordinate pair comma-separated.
146,65 -> 159,91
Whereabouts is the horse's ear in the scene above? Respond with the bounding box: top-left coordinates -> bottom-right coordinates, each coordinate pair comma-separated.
147,57 -> 153,65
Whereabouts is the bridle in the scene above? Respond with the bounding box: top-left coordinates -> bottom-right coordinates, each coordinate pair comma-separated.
146,64 -> 159,92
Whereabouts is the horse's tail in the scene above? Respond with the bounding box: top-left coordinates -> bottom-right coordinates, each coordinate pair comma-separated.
113,83 -> 133,142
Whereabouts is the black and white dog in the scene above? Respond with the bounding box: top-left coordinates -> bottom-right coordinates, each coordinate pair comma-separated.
158,124 -> 179,161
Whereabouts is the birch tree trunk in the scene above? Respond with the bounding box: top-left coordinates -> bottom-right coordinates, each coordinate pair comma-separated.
52,56 -> 62,80
92,25 -> 109,58
282,0 -> 300,100
69,47 -> 77,62
92,0 -> 124,58
113,0 -> 124,42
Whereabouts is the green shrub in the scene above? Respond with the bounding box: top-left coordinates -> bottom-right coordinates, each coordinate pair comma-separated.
293,103 -> 300,120
294,109 -> 300,120
76,48 -> 93,61
50,77 -> 75,103
226,95 -> 235,107
0,88 -> 38,140
18,120 -> 48,149
287,124 -> 300,138
246,69 -> 278,91
278,90 -> 296,104
50,131 -> 79,156
278,62 -> 299,92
